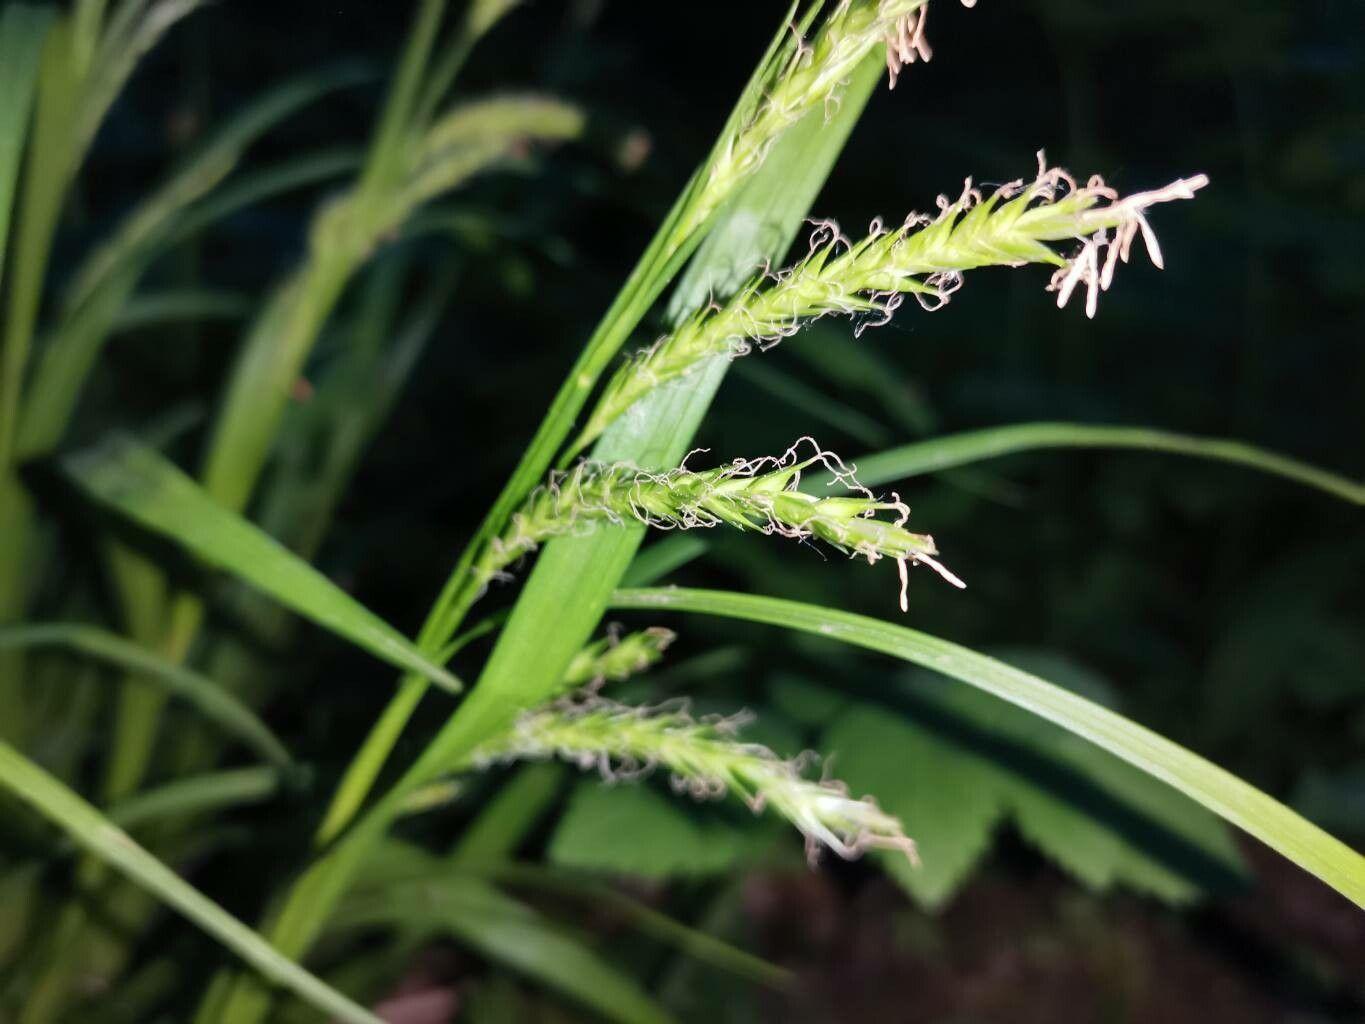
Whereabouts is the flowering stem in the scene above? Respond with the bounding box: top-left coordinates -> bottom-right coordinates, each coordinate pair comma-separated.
479,438 -> 964,610
469,697 -> 918,864
574,156 -> 1208,453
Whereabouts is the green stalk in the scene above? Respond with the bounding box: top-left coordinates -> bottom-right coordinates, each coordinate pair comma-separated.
355,0 -> 446,200
205,49 -> 885,1024
303,0 -> 826,848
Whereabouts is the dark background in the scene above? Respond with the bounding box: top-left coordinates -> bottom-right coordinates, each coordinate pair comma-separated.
68,1 -> 1363,1020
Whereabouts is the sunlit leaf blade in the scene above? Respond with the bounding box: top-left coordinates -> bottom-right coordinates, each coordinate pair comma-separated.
61,435 -> 461,693
338,866 -> 672,1024
820,422 -> 1364,504
611,587 -> 1365,908
0,623 -> 291,767
0,741 -> 380,1024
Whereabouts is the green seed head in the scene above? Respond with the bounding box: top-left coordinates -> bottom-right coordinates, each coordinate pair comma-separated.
562,626 -> 677,692
471,697 -> 918,865
577,154 -> 1207,450
482,438 -> 963,610
683,1 -> 978,241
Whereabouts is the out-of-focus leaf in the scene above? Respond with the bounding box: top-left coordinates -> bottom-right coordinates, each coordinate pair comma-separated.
338,860 -> 672,1024
733,358 -> 891,449
484,862 -> 793,990
0,3 -> 52,284
1294,764 -> 1365,839
106,766 -> 280,833
622,535 -> 710,588
65,60 -> 370,313
451,763 -> 563,865
549,781 -> 761,879
0,741 -> 379,1024
110,289 -> 253,332
61,435 -> 461,693
0,623 -> 291,767
784,319 -> 937,436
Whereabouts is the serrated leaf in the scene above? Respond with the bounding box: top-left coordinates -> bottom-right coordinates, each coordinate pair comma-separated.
832,655 -> 1247,906
825,704 -> 1002,909
549,781 -> 759,879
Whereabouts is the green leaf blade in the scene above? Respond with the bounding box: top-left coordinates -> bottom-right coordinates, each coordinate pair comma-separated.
62,436 -> 461,693
612,587 -> 1365,908
823,422 -> 1364,504
338,869 -> 673,1024
0,740 -> 380,1024
0,622 -> 291,767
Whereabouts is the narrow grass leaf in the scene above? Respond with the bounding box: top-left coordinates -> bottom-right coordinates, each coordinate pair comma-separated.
336,874 -> 672,1024
64,60 -> 370,314
734,358 -> 891,449
611,587 -> 1365,908
818,422 -> 1364,504
449,763 -> 563,865
108,766 -> 281,833
61,436 -> 461,693
0,623 -> 291,767
478,862 -> 793,990
0,740 -> 381,1024
0,3 -> 53,283
205,45 -> 886,1024
111,289 -> 253,332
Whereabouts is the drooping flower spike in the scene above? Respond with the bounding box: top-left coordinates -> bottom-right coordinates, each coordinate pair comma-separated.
470,696 -> 919,865
575,154 -> 1207,451
479,437 -> 963,610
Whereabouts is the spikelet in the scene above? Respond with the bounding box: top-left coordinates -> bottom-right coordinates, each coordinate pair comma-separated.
479,437 -> 963,610
576,154 -> 1207,449
684,1 -> 977,239
472,697 -> 918,865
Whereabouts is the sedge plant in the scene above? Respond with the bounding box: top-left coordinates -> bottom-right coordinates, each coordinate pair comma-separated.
0,2 -> 1360,1023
